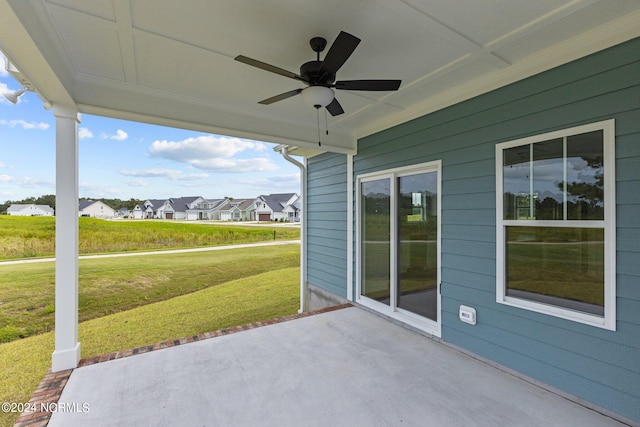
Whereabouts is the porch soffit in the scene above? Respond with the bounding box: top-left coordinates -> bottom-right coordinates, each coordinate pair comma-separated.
1,0 -> 639,155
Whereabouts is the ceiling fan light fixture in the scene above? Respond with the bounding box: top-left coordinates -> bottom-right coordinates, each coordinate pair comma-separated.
301,86 -> 334,108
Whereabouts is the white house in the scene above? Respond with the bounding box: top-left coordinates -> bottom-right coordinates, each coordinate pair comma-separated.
131,204 -> 153,219
137,197 -> 224,220
282,196 -> 301,222
6,204 -> 54,217
184,197 -> 227,221
218,199 -> 255,221
152,200 -> 175,219
254,193 -> 299,222
78,200 -> 116,219
142,199 -> 169,219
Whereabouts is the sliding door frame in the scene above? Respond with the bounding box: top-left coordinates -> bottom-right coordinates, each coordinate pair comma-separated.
355,160 -> 442,337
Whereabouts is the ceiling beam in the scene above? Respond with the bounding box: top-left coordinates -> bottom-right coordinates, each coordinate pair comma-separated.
113,0 -> 137,84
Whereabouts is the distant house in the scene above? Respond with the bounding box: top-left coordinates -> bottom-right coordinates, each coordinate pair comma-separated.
142,199 -> 168,219
6,204 -> 54,217
78,200 -> 116,219
128,196 -> 279,221
151,199 -> 175,219
254,193 -> 299,222
174,196 -> 208,220
195,198 -> 231,220
282,195 -> 301,222
117,208 -> 130,217
218,198 -> 255,221
133,197 -> 226,220
131,204 -> 143,219
131,203 -> 154,219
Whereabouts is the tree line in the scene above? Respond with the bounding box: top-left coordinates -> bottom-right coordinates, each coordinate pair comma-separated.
0,195 -> 144,214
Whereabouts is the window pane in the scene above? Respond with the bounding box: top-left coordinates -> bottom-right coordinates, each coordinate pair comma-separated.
533,139 -> 564,220
397,173 -> 438,320
567,130 -> 604,220
361,179 -> 391,304
506,226 -> 604,316
503,145 -> 531,219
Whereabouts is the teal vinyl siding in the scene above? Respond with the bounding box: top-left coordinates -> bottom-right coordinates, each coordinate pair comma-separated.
306,152 -> 348,298
345,37 -> 638,421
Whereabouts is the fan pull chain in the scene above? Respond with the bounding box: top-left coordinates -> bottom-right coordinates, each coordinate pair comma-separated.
316,107 -> 321,146
324,108 -> 329,136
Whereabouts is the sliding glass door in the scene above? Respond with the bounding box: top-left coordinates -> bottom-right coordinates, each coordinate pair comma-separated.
361,178 -> 391,304
358,161 -> 441,335
397,172 -> 438,321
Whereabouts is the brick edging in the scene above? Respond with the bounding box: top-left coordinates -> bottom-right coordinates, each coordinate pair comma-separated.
14,304 -> 351,426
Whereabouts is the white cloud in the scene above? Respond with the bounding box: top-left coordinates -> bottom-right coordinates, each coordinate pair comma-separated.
253,142 -> 269,152
118,168 -> 209,181
237,173 -> 301,190
0,82 -> 9,103
0,52 -> 10,76
0,174 -> 54,188
0,53 -> 8,77
190,157 -> 278,173
0,161 -> 9,169
79,183 -> 122,198
79,127 -> 93,139
0,119 -> 49,130
100,129 -> 128,141
148,135 -> 276,172
119,168 -> 182,178
176,173 -> 209,181
149,135 -> 257,160
124,179 -> 147,187
111,129 -> 128,141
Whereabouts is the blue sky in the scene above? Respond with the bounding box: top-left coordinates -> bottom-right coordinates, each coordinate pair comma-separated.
0,53 -> 300,204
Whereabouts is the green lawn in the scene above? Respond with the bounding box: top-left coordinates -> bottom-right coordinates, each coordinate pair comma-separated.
507,241 -> 604,305
0,267 -> 300,427
0,245 -> 300,343
0,216 -> 299,260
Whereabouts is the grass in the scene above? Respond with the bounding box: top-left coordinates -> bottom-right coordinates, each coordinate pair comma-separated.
0,216 -> 299,260
0,267 -> 300,427
507,226 -> 605,305
0,245 -> 300,342
507,242 -> 604,305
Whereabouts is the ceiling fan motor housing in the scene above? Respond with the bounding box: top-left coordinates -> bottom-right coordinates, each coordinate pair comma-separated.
300,61 -> 335,86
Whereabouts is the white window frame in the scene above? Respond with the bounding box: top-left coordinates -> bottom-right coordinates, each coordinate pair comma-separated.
356,160 -> 442,337
495,119 -> 616,330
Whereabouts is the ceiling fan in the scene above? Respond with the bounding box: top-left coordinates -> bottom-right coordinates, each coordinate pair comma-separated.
235,31 -> 401,116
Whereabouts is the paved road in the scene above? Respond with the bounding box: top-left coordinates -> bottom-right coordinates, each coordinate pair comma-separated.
0,240 -> 300,266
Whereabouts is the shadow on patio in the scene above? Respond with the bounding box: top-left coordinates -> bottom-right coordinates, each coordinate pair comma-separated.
26,306 -> 625,426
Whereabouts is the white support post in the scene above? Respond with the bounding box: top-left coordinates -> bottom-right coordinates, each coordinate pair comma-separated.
51,105 -> 81,372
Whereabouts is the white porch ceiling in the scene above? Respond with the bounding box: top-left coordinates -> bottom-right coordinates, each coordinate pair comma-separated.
1,0 -> 639,154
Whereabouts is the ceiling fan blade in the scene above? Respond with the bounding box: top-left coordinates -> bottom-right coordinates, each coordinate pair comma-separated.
326,98 -> 344,116
319,31 -> 361,76
258,89 -> 303,105
335,80 -> 401,91
235,55 -> 307,82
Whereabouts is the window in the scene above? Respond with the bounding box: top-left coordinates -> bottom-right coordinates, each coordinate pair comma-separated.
496,120 -> 616,330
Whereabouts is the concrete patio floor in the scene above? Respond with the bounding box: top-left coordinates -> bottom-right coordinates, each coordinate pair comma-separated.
48,306 -> 625,426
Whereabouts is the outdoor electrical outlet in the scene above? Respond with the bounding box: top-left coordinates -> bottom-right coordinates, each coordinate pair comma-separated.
459,305 -> 477,325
